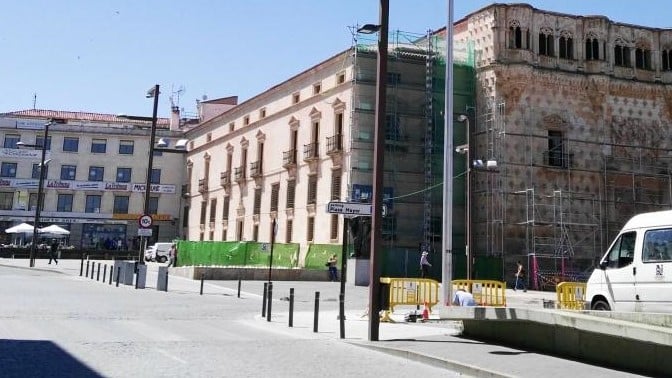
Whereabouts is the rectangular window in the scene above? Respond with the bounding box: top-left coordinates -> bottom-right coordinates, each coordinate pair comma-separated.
307,216 -> 315,242
85,195 -> 102,213
237,220 -> 244,241
313,82 -> 321,95
148,197 -> 159,215
252,224 -> 259,241
28,193 -> 44,211
36,136 -> 52,150
253,188 -> 262,215
222,196 -> 230,221
229,122 -> 235,132
113,196 -> 129,214
32,163 -> 48,180
209,198 -> 217,222
61,165 -> 76,180
337,72 -> 346,84
119,140 -> 134,154
307,175 -> 317,205
259,108 -> 266,118
330,214 -> 339,240
286,180 -> 296,209
4,134 -> 20,149
635,48 -> 651,70
547,130 -> 566,168
286,219 -> 293,242
331,170 -> 341,200
243,115 -> 250,126
292,92 -> 300,104
200,201 -> 207,224
559,36 -> 573,59
222,228 -> 227,241
151,169 -> 161,184
63,137 -> 79,152
182,206 -> 189,228
209,230 -> 214,241
91,138 -> 107,153
270,183 -> 280,212
116,167 -> 132,183
57,194 -> 73,212
0,192 -> 13,210
0,162 -> 17,177
88,166 -> 104,181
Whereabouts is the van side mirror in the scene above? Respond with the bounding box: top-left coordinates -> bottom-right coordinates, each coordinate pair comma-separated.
598,260 -> 608,270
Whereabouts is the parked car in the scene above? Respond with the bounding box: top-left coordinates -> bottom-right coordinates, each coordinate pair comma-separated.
144,242 -> 173,263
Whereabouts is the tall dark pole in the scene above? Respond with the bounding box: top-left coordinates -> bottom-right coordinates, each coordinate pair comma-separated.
268,218 -> 276,283
465,117 -> 472,280
29,121 -> 50,267
368,0 -> 388,342
339,217 -> 349,339
139,84 -> 160,265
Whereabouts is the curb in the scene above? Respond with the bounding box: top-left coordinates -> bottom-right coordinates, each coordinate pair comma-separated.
348,341 -> 514,378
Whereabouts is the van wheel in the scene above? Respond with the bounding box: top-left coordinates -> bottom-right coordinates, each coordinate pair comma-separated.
591,299 -> 610,311
158,256 -> 167,263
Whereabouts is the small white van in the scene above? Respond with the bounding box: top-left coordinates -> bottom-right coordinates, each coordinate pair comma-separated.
586,210 -> 672,312
144,242 -> 174,263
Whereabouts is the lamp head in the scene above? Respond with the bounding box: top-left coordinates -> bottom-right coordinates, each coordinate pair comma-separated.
358,24 -> 381,34
174,139 -> 188,149
457,114 -> 468,122
156,138 -> 168,148
15,141 -> 25,147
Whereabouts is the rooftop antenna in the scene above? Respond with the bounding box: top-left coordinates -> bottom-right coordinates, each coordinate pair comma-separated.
32,93 -> 37,109
169,84 -> 185,108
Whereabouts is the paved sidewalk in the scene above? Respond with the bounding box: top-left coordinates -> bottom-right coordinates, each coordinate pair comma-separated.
0,258 -> 643,377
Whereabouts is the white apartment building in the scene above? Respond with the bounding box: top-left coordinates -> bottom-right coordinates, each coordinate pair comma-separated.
0,109 -> 187,249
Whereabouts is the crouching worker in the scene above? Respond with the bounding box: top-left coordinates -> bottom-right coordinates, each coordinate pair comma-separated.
452,289 -> 476,307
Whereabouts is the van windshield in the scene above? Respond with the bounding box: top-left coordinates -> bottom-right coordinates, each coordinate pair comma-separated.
604,231 -> 636,269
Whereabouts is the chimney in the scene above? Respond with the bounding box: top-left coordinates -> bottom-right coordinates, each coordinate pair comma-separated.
170,106 -> 180,131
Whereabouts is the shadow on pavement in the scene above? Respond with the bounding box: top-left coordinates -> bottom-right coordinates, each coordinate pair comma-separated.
0,339 -> 102,377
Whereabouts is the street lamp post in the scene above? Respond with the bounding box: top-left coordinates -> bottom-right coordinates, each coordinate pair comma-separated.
120,85 -> 160,265
358,0 -> 388,342
17,120 -> 52,267
457,114 -> 471,279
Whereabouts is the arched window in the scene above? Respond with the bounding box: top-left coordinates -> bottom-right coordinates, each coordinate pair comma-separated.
635,46 -> 652,70
509,21 -> 522,49
662,49 -> 672,71
614,39 -> 631,67
539,28 -> 554,56
559,32 -> 573,59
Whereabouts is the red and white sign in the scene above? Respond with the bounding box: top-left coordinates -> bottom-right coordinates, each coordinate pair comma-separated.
138,215 -> 153,228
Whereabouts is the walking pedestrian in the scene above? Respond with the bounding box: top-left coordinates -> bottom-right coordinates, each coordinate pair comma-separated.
327,254 -> 338,281
167,244 -> 177,267
420,250 -> 432,278
48,239 -> 59,265
514,260 -> 527,292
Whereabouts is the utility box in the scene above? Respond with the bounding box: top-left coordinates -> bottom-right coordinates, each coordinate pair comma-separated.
157,266 -> 168,291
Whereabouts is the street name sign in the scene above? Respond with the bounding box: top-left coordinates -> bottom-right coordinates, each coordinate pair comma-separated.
326,201 -> 372,216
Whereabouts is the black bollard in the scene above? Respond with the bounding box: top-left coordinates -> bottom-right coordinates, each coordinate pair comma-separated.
90,262 -> 95,279
237,279 -> 241,298
79,256 -> 84,276
85,261 -> 90,277
262,282 -> 268,317
165,269 -> 169,292
339,293 -> 345,339
109,265 -> 113,285
289,288 -> 294,328
96,263 -> 101,281
266,282 -> 273,322
200,273 -> 205,295
115,267 -> 120,287
313,291 -> 320,333
102,264 -> 107,283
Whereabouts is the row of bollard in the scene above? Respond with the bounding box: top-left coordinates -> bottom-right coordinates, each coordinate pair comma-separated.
78,257 -> 327,337
79,256 -> 169,292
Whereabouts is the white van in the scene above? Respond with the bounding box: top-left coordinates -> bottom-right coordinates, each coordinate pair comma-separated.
144,242 -> 174,263
586,210 -> 672,312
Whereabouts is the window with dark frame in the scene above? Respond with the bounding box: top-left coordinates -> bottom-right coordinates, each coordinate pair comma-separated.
585,38 -> 600,60
88,166 -> 104,181
662,50 -> 672,71
614,43 -> 631,67
0,162 -> 17,177
32,163 -> 48,180
331,169 -> 341,200
330,214 -> 338,240
85,195 -> 101,213
200,201 -> 207,225
209,198 -> 217,223
91,139 -> 107,153
286,219 -> 293,242
222,196 -> 230,221
559,35 -> 573,59
119,140 -> 134,154
509,25 -> 522,49
252,224 -> 259,241
635,48 -> 651,70
538,31 -> 554,56
0,192 -> 13,210
57,194 -> 73,212
307,175 -> 317,205
150,168 -> 161,184
60,165 -> 76,180
253,188 -> 261,215
63,137 -> 79,152
28,193 -> 44,211
4,134 -> 20,149
307,216 -> 315,242
148,197 -> 159,214
116,167 -> 132,183
270,183 -> 279,212
36,136 -> 51,150
286,180 -> 296,209
113,196 -> 130,214
547,130 -> 566,168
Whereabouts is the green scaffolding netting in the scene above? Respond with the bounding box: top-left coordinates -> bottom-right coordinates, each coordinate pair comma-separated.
304,244 -> 343,270
175,240 -> 299,268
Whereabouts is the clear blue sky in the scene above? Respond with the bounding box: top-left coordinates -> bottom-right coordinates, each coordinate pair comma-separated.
1,1 -> 668,117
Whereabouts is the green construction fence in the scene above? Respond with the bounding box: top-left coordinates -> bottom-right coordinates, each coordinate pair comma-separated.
175,241 -> 299,268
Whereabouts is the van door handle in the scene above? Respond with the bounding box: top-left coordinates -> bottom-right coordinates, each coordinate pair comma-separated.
633,267 -> 637,276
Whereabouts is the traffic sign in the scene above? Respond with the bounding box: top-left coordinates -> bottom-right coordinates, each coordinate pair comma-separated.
137,228 -> 152,237
326,201 -> 372,216
138,214 -> 153,228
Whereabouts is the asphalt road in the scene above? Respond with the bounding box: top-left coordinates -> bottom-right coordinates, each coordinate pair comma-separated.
0,264 -> 460,378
